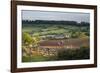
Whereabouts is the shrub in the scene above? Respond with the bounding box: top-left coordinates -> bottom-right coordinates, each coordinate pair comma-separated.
57,48 -> 90,60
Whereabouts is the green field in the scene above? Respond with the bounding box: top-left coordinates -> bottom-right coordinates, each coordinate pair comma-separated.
22,24 -> 89,38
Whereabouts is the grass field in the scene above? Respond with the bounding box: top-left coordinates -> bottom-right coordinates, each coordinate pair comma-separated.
22,24 -> 89,38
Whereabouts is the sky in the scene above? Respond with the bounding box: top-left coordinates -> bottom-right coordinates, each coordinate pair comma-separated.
22,10 -> 90,23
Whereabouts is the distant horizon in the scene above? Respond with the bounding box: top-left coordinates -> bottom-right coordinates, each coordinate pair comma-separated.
22,19 -> 90,23
22,10 -> 90,23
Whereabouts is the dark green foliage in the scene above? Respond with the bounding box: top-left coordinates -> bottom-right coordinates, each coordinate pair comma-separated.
57,48 -> 90,60
22,20 -> 90,27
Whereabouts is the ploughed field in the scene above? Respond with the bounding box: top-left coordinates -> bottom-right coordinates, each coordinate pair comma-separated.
39,38 -> 89,49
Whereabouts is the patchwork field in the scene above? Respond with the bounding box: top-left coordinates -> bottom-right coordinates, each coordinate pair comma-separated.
22,22 -> 90,62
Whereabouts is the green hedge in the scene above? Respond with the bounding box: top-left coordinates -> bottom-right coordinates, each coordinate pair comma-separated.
57,47 -> 90,60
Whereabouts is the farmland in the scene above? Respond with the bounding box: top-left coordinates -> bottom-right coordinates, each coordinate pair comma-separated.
22,20 -> 90,62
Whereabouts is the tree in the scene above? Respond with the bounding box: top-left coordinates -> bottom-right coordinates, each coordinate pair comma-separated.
22,32 -> 33,61
22,32 -> 33,45
32,34 -> 41,55
79,32 -> 88,39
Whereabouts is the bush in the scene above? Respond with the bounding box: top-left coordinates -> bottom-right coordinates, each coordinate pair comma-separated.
57,48 -> 90,60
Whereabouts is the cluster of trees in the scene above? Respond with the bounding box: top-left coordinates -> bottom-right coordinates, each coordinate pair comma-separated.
71,31 -> 89,38
22,32 -> 41,58
22,20 -> 90,27
23,32 -> 41,45
57,47 -> 90,60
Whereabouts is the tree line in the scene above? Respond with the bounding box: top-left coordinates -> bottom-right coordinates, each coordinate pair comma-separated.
22,20 -> 90,27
